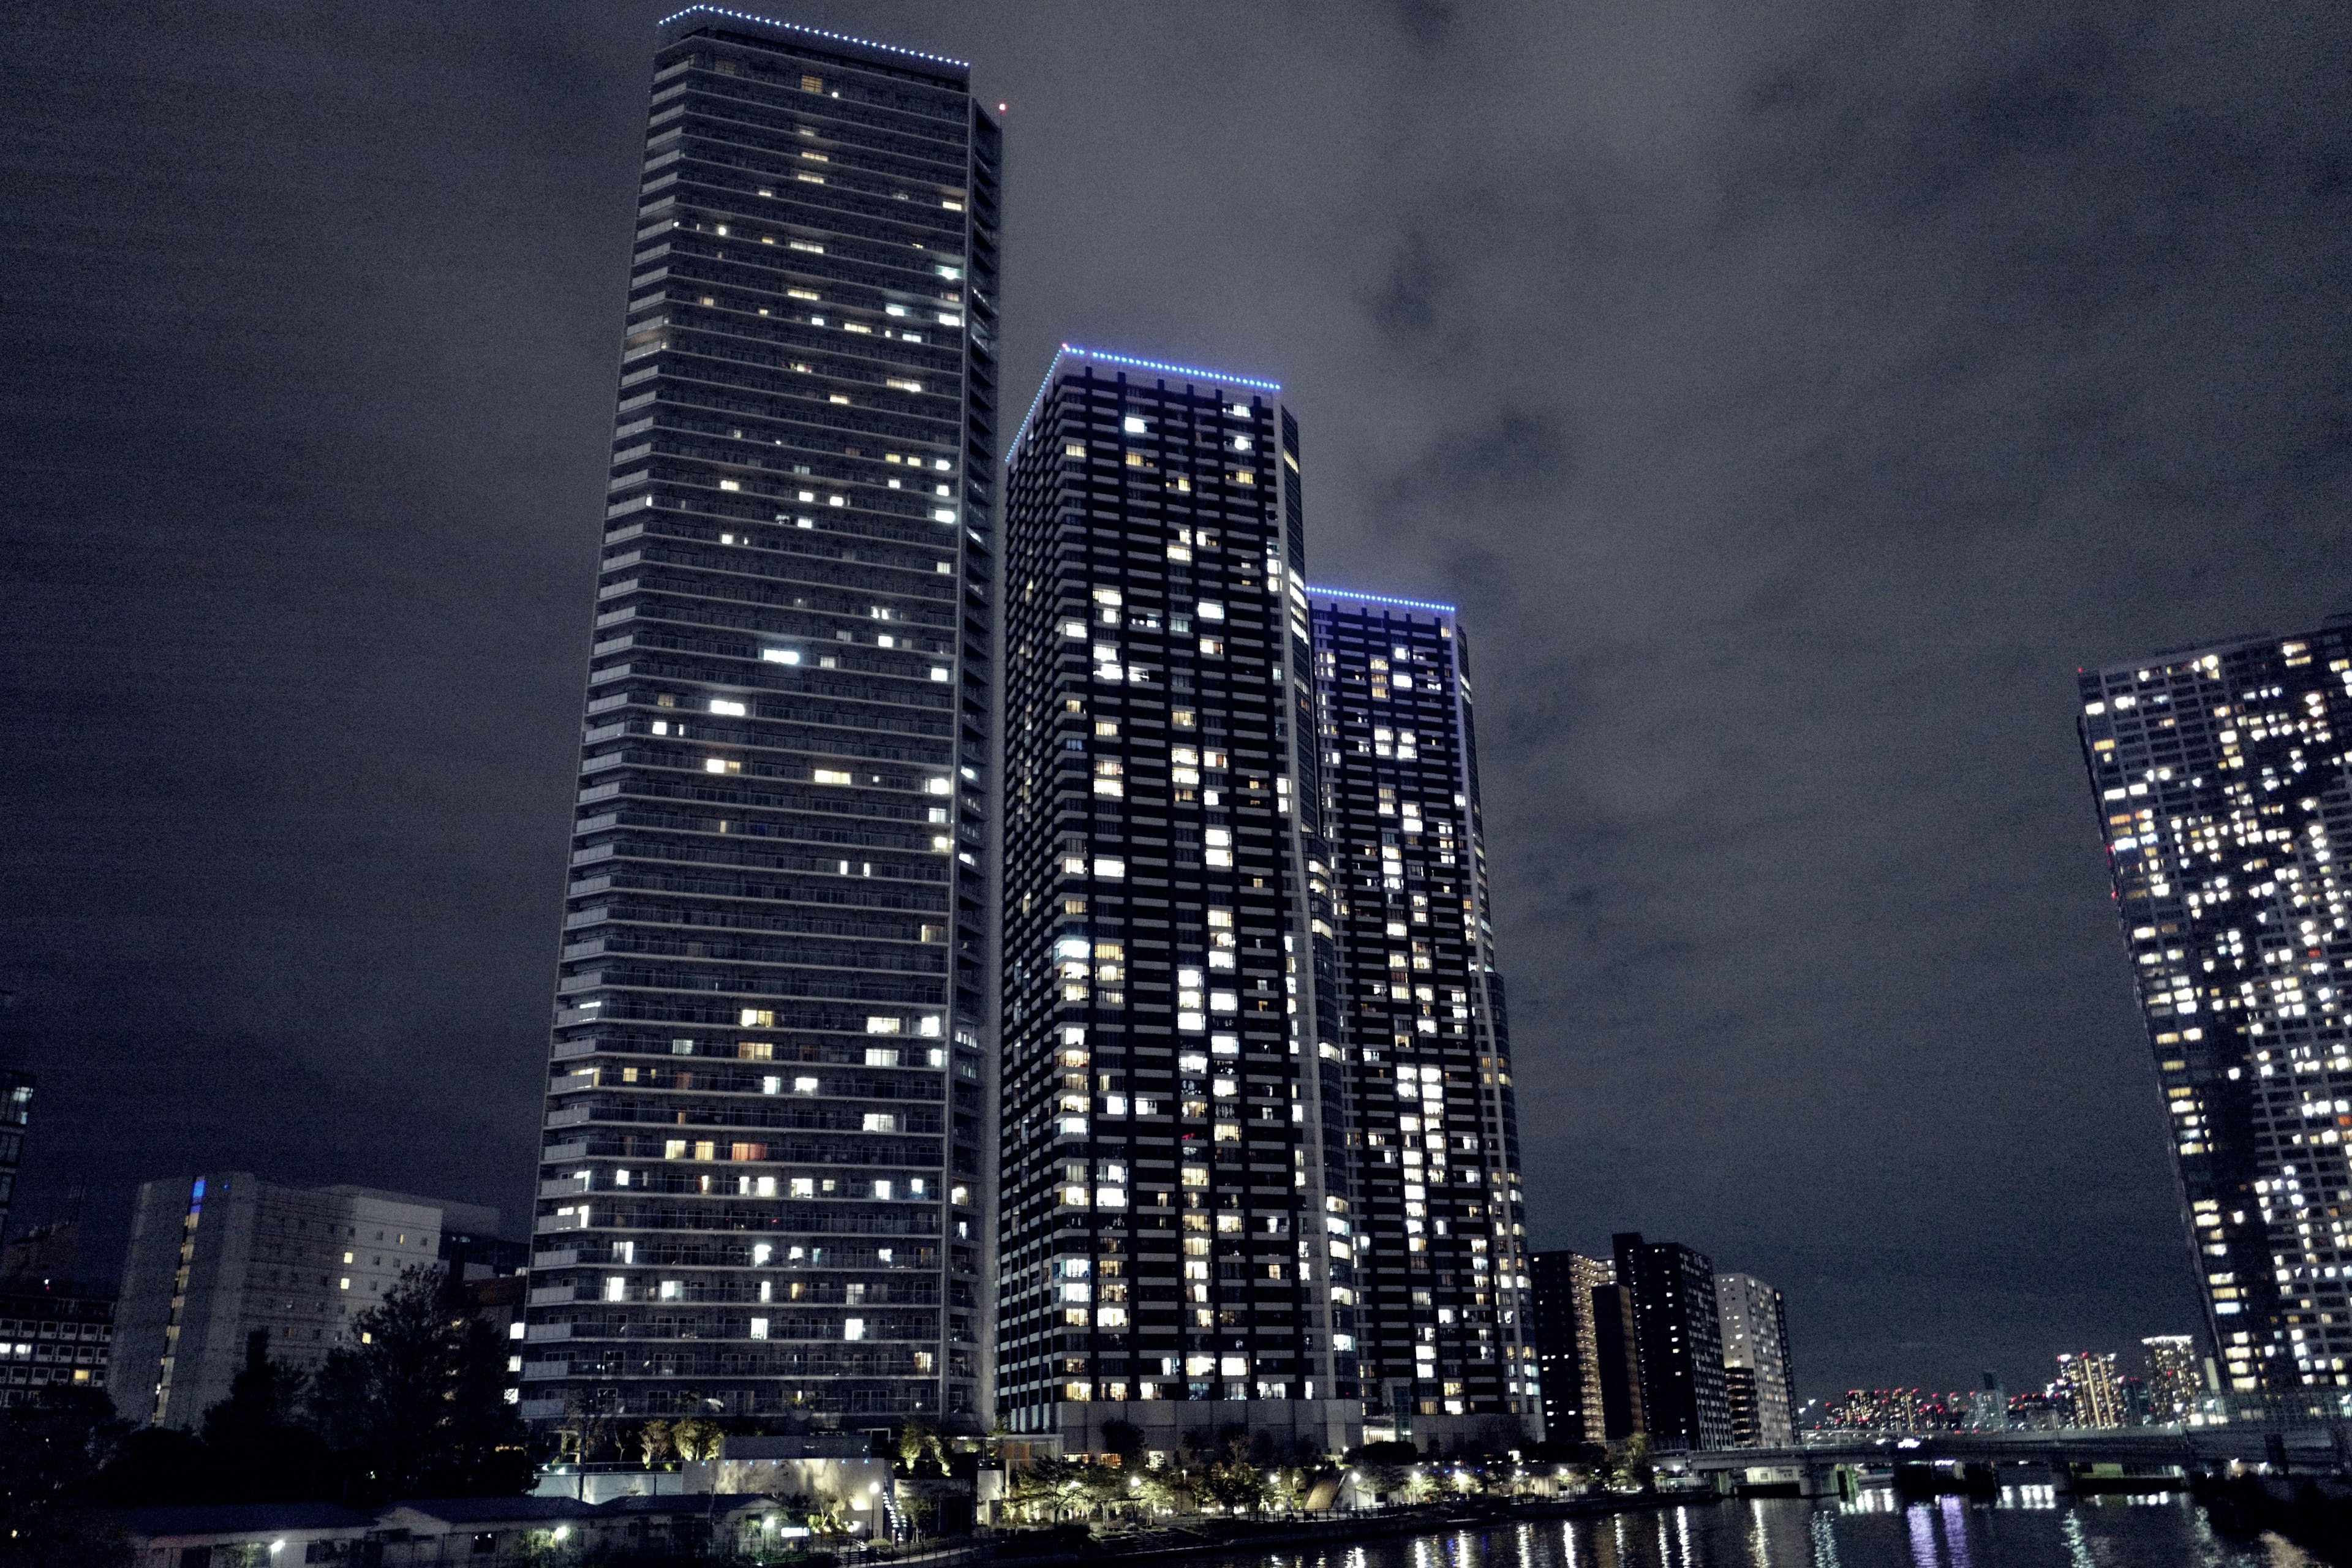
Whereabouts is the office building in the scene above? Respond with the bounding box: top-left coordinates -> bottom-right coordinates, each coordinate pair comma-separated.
2054,1351 -> 2125,1428
2142,1333 -> 2200,1424
112,1175 -> 496,1427
1611,1232 -> 1732,1450
1969,1370 -> 2011,1430
1308,589 -> 1535,1443
519,7 -> 1003,1431
0,1069 -> 29,1250
995,345 -> 1353,1452
2076,619 -> 2352,1396
1714,1271 -> 1795,1447
1528,1250 -> 1612,1446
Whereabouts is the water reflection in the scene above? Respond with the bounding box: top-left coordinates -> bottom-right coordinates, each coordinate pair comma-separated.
1184,1493 -> 2283,1568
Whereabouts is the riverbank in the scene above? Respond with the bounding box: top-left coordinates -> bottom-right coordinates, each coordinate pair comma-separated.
873,1492 -> 1698,1568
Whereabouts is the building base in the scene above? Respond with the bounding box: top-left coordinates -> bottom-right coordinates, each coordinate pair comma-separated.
1050,1398 -> 1362,1459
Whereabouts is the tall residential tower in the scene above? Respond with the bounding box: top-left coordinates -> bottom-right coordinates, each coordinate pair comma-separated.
995,347 -> 1355,1452
2077,619 -> 2352,1403
1715,1271 -> 1795,1446
1309,589 -> 1534,1443
1613,1232 -> 1732,1450
520,9 -> 1003,1432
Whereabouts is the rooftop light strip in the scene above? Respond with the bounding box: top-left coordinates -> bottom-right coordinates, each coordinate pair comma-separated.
1004,343 -> 1281,462
654,6 -> 970,69
1306,585 -> 1458,614
1058,345 -> 1280,393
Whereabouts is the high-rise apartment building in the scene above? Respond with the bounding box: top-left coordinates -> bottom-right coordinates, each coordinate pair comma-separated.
996,347 -> 1355,1452
1612,1232 -> 1732,1450
2076,619 -> 2352,1399
520,9 -> 1003,1432
2054,1351 -> 2125,1428
1528,1250 -> 1611,1446
113,1175 -> 494,1427
1308,590 -> 1535,1442
0,1069 -> 29,1249
2141,1333 -> 2201,1424
1714,1271 -> 1795,1447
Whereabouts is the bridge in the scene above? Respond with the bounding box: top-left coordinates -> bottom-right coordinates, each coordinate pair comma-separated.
1669,1425 -> 2352,1498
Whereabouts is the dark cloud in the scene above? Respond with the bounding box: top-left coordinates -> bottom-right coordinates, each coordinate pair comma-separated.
2,0 -> 2347,1400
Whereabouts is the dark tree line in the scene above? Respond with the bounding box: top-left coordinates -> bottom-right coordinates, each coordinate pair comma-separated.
0,1265 -> 532,1565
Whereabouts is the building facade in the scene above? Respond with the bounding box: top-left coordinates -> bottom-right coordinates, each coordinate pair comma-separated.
1714,1270 -> 1795,1447
2054,1351 -> 2125,1428
0,1278 -> 111,1409
112,1175 -> 491,1427
995,346 -> 1355,1452
2141,1333 -> 2201,1423
2076,619 -> 2352,1400
1308,590 -> 1535,1444
1611,1232 -> 1731,1450
519,8 -> 1003,1432
1528,1250 -> 1611,1446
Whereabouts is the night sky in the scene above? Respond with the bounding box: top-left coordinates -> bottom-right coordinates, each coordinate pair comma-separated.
5,0 -> 2350,1404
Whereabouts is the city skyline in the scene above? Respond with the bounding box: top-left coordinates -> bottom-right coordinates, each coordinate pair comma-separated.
6,0 -> 2351,1401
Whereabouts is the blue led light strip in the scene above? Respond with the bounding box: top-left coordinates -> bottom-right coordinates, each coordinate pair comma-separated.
1005,343 -> 1281,462
1058,344 -> 1280,392
1306,585 -> 1458,614
655,5 -> 970,69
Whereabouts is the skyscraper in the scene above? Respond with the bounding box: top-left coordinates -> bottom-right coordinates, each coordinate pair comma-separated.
2142,1333 -> 2201,1424
519,9 -> 1003,1432
1309,589 -> 1534,1442
1528,1250 -> 1611,1446
995,346 -> 1353,1452
2076,619 -> 2352,1400
1714,1270 -> 1795,1447
1612,1232 -> 1732,1450
2053,1351 -> 2125,1429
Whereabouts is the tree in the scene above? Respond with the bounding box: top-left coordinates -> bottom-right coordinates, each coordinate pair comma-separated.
0,1386 -> 133,1567
310,1265 -> 532,1500
199,1330 -> 319,1501
1100,1419 -> 1145,1467
638,1419 -> 673,1468
893,1417 -> 946,1476
1604,1433 -> 1653,1492
671,1416 -> 724,1462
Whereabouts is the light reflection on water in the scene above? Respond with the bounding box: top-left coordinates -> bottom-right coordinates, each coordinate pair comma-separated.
1183,1494 -> 2294,1568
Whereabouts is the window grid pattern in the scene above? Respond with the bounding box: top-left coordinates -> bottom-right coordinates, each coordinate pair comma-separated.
1308,595 -> 1534,1435
995,359 -> 1345,1450
2079,622 -> 2352,1402
520,15 -> 1001,1431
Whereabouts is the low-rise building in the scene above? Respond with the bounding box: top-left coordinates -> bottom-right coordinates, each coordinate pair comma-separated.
113,1173 -> 510,1428
117,1495 -> 798,1566
0,1276 -> 112,1408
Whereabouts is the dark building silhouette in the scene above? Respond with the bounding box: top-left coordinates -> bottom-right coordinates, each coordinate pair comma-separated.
1311,589 -> 1533,1444
0,1069 -> 29,1250
2077,618 -> 2352,1401
518,7 -> 1003,1431
1528,1250 -> 1613,1445
1591,1278 -> 1645,1441
1612,1232 -> 1732,1450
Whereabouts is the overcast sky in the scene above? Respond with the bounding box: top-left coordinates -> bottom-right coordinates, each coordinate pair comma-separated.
4,0 -> 2349,1400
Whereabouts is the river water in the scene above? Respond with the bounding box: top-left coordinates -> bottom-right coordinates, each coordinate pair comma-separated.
1185,1493 -> 2319,1568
